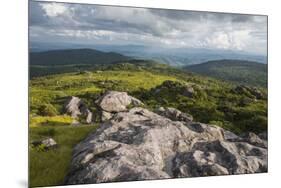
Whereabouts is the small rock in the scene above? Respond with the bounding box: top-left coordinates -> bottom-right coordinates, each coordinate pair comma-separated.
130,97 -> 143,106
242,132 -> 267,148
31,138 -> 57,150
42,138 -> 57,148
85,110 -> 93,124
156,107 -> 193,122
182,86 -> 194,98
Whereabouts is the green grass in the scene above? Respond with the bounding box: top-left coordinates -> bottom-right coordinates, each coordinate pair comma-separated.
30,70 -> 179,114
29,125 -> 97,187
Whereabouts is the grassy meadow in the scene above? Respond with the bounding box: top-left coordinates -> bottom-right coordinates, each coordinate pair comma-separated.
29,61 -> 267,187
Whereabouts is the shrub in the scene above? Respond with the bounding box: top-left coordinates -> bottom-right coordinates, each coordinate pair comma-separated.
38,103 -> 58,116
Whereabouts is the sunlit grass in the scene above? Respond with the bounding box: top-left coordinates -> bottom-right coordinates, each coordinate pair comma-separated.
30,70 -> 180,112
30,115 -> 73,127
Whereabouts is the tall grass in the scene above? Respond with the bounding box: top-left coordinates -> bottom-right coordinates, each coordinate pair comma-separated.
29,125 -> 97,187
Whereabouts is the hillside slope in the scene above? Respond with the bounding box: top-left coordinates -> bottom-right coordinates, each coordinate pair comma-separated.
30,61 -> 267,134
30,48 -> 130,66
184,59 -> 267,87
29,60 -> 267,187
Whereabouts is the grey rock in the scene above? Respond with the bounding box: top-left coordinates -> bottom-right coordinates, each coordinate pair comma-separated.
242,132 -> 267,148
182,86 -> 194,98
258,132 -> 268,140
64,96 -> 93,124
64,96 -> 83,118
225,131 -> 267,149
156,107 -> 193,122
130,97 -> 143,106
64,107 -> 267,184
31,138 -> 57,150
95,91 -> 143,113
85,110 -> 93,124
41,138 -> 57,148
223,130 -> 240,140
172,140 -> 267,177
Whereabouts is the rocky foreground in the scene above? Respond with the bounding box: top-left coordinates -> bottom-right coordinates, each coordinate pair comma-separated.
64,91 -> 267,184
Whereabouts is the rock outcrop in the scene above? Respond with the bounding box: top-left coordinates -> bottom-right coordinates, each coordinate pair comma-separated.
232,85 -> 266,100
64,96 -> 93,124
64,92 -> 267,184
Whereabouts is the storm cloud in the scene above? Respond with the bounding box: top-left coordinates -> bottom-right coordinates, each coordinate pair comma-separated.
29,1 -> 267,55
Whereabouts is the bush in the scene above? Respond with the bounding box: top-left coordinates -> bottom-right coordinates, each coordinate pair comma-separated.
38,103 -> 58,116
236,115 -> 267,133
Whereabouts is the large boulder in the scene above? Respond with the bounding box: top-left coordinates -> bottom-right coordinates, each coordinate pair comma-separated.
64,96 -> 93,124
64,107 -> 267,184
95,91 -> 143,122
95,91 -> 143,113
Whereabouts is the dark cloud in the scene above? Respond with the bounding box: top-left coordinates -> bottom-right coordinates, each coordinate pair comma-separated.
29,1 -> 267,54
29,1 -> 48,26
149,9 -> 204,21
149,8 -> 256,23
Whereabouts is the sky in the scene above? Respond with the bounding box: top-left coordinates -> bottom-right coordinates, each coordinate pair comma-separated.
29,1 -> 268,55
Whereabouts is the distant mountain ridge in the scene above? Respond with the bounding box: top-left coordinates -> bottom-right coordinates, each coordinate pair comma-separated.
184,59 -> 267,87
29,48 -> 267,88
30,48 -> 131,66
30,42 -> 267,65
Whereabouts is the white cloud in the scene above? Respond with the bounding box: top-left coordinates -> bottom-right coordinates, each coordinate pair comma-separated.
40,3 -> 68,17
206,32 -> 231,49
